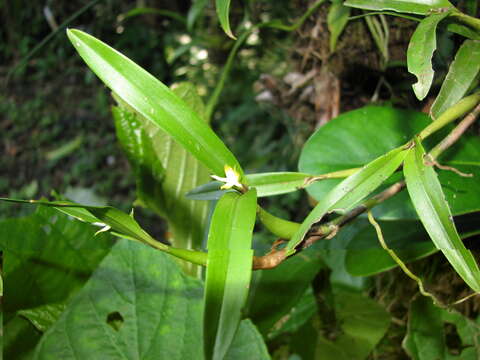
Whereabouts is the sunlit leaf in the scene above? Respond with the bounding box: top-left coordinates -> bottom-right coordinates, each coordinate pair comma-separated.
113,83 -> 212,275
431,40 -> 480,119
287,146 -> 408,256
204,189 -> 257,360
66,29 -> 243,179
344,0 -> 453,15
404,138 -> 480,291
407,11 -> 451,100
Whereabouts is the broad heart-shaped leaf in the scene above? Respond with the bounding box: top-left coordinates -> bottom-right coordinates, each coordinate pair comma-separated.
431,40 -> 480,119
407,11 -> 451,100
344,0 -> 453,15
113,83 -> 211,275
216,0 -> 234,38
286,146 -> 408,256
404,139 -> 480,292
299,106 -> 480,219
32,240 -> 269,360
204,189 -> 257,360
66,29 -> 243,180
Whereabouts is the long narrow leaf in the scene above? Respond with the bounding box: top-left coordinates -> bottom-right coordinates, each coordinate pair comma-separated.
216,0 -> 235,38
286,147 -> 408,256
204,189 -> 257,360
344,0 -> 453,15
407,11 -> 451,100
403,138 -> 480,291
66,29 -> 243,180
431,40 -> 480,119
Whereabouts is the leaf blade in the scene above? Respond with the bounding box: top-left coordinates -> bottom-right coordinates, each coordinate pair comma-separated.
407,11 -> 452,100
216,0 -> 235,38
204,189 -> 257,360
66,29 -> 242,179
287,147 -> 408,255
431,40 -> 480,119
344,0 -> 453,15
403,139 -> 480,291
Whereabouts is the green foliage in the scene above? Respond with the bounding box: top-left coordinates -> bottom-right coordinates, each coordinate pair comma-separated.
3,1 -> 480,359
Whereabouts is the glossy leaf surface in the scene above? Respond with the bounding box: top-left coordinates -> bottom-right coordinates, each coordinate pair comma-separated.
67,29 -> 242,179
404,139 -> 480,291
113,83 -> 211,273
407,11 -> 451,100
430,40 -> 480,119
204,190 -> 257,360
344,0 -> 453,15
33,240 -> 269,360
299,106 -> 480,219
287,146 -> 408,256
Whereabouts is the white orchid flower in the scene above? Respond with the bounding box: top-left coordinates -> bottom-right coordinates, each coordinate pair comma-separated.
211,165 -> 242,190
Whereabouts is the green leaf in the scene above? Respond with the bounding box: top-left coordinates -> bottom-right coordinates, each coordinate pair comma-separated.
113,83 -> 212,274
287,146 -> 408,256
299,106 -> 480,219
328,1 -> 351,52
345,218 -> 480,276
345,219 -> 434,276
314,289 -> 391,360
344,0 -> 453,15
18,304 -> 66,333
404,139 -> 480,291
66,29 -> 242,179
1,206 -> 113,316
32,240 -> 269,360
403,297 -> 445,360
216,0 -> 235,38
266,287 -> 317,339
407,11 -> 452,100
187,172 -> 314,200
431,40 -> 480,119
204,189 -> 257,360
5,316 -> 42,360
246,241 -> 325,335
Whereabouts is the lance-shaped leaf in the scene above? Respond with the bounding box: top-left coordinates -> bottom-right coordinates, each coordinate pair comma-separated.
286,147 -> 408,256
328,0 -> 351,52
431,40 -> 480,119
204,189 -> 257,360
403,138 -> 480,291
344,0 -> 453,15
407,11 -> 451,100
66,29 -> 243,180
113,83 -> 212,274
0,198 -> 208,266
216,0 -> 235,38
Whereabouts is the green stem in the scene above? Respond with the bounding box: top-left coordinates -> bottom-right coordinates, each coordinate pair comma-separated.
450,10 -> 480,33
257,205 -> 300,239
260,0 -> 326,32
418,92 -> 480,140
